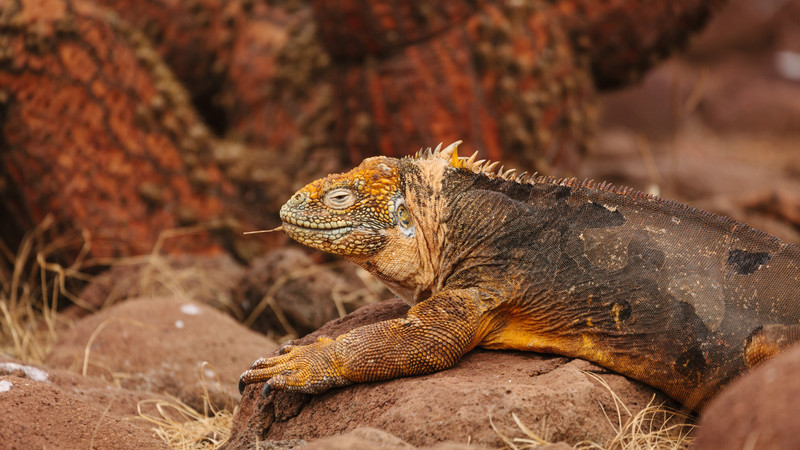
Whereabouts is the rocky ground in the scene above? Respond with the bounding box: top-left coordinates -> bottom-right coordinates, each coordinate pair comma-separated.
2,0 -> 800,449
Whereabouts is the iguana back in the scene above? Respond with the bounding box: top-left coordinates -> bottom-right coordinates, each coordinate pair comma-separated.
240,142 -> 800,411
437,158 -> 800,409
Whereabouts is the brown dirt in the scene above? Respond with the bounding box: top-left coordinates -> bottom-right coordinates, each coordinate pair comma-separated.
302,426 -> 502,450
228,299 -> 679,449
46,296 -> 277,413
0,358 -> 171,449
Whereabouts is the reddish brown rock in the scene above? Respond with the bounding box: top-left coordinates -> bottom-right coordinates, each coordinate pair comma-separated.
91,0 -> 239,131
326,0 -> 595,175
555,0 -> 727,89
0,0 -> 727,263
45,296 -> 277,412
0,358 -> 170,449
0,0 -> 261,259
694,344 -> 800,450
228,299 -> 677,449
589,0 -> 800,245
97,0 -> 339,213
303,426 -> 496,450
598,0 -> 800,137
94,0 -> 727,213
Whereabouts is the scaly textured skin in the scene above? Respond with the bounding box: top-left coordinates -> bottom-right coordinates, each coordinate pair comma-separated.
240,142 -> 800,411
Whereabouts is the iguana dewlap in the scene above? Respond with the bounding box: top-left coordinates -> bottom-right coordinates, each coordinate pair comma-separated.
239,142 -> 800,411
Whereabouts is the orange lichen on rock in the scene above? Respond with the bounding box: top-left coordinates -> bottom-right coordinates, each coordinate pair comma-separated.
0,0 -> 240,257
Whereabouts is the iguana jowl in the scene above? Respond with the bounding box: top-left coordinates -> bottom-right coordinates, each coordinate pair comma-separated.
239,142 -> 800,410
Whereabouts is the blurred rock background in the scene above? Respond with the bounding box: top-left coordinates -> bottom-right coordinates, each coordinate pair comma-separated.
588,0 -> 800,245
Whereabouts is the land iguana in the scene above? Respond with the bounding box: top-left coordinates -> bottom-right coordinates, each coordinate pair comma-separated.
239,142 -> 800,411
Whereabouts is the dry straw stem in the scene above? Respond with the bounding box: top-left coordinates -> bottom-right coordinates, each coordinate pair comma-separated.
138,362 -> 234,449
493,371 -> 696,450
0,215 -> 90,363
244,260 -> 385,340
82,220 -> 244,317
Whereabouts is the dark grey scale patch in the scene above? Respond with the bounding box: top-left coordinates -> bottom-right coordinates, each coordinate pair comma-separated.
627,237 -> 666,270
465,173 -> 535,204
528,184 -> 573,208
573,202 -> 626,229
726,249 -> 771,275
675,346 -> 708,384
551,185 -> 572,201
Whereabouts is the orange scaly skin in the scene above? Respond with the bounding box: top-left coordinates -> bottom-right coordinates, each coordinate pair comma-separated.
239,142 -> 800,411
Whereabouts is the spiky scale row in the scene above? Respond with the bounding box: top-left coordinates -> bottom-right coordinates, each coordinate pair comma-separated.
413,141 -> 676,204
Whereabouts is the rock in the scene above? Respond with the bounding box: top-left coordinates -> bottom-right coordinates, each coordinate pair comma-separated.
46,296 -> 277,411
598,0 -> 800,137
228,299 -> 676,449
302,427 -> 493,450
234,248 -> 387,337
303,427 -> 415,450
0,0 -> 254,260
0,358 -> 169,449
694,344 -> 800,449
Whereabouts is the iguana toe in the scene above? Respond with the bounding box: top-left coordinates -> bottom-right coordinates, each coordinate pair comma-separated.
239,337 -> 352,395
278,343 -> 296,355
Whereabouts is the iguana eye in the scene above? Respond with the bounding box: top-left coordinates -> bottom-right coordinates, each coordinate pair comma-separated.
324,188 -> 356,209
393,199 -> 415,237
396,205 -> 411,228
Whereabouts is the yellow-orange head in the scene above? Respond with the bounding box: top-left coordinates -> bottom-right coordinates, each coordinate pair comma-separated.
279,156 -> 414,256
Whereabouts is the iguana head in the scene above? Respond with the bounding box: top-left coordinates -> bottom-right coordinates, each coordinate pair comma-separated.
279,156 -> 413,256
278,141 -> 465,303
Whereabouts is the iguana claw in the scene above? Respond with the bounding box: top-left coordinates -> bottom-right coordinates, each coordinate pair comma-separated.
238,337 -> 352,395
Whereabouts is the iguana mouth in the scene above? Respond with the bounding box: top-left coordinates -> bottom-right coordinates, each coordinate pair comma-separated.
281,215 -> 355,230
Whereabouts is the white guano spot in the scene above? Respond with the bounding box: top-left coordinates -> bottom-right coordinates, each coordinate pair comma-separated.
776,50 -> 800,81
0,362 -> 49,382
180,303 -> 201,316
644,226 -> 667,235
0,380 -> 12,392
174,320 -> 185,329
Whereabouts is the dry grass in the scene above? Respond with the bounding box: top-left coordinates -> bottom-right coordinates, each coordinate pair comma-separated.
138,363 -> 235,449
243,259 -> 386,340
0,215 -> 91,363
492,371 -> 696,450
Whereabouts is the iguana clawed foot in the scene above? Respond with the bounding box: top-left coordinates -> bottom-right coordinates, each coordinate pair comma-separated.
238,337 -> 352,396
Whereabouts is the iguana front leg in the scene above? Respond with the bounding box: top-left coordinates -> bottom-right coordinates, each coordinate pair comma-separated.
238,288 -> 484,395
